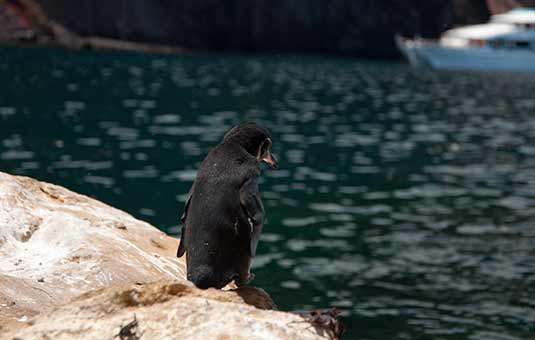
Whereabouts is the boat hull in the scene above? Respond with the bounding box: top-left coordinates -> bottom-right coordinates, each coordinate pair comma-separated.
396,36 -> 535,72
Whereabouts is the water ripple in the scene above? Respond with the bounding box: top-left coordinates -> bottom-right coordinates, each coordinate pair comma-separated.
1,46 -> 533,339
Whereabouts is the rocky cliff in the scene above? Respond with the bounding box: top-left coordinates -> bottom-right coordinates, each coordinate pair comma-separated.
37,0 -> 458,58
2,0 -> 533,58
0,172 -> 333,339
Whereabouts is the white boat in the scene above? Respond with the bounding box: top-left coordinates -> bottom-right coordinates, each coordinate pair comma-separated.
396,8 -> 535,72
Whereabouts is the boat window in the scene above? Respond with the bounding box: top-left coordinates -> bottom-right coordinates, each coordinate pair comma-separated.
518,23 -> 535,29
514,41 -> 531,49
488,39 -> 504,48
514,23 -> 535,29
470,39 -> 485,47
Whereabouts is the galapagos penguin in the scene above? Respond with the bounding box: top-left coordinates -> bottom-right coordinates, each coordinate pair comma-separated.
176,122 -> 278,289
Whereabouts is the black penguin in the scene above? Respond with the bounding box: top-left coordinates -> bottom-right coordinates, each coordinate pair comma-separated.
176,122 -> 278,289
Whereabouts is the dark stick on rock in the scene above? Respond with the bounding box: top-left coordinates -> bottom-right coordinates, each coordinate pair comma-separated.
115,314 -> 141,340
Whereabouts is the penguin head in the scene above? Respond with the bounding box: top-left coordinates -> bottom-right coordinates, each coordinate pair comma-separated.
224,122 -> 278,168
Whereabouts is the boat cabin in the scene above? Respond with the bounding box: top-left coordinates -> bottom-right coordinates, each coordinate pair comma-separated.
440,8 -> 535,51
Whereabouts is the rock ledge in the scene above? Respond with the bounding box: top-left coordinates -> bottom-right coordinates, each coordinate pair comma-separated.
0,172 -> 329,339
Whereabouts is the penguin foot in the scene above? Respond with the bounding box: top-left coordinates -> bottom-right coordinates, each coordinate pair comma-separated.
235,272 -> 255,287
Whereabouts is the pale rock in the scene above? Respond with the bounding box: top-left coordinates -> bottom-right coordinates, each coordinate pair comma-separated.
0,172 -> 330,339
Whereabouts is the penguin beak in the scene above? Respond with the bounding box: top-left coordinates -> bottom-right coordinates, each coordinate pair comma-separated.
263,151 -> 278,169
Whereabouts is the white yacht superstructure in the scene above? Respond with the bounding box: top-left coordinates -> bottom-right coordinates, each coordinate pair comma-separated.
396,8 -> 535,71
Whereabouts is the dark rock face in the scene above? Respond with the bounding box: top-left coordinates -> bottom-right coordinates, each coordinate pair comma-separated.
37,0 -> 456,58
24,0 -> 531,58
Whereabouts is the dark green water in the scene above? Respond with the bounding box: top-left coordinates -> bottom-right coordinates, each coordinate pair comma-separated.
1,46 -> 534,339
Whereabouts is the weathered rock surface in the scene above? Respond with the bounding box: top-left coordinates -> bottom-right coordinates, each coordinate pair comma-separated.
0,172 -> 328,339
0,171 -> 186,323
2,282 -> 321,340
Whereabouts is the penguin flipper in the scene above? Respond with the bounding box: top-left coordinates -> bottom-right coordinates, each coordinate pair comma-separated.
176,226 -> 186,257
180,182 -> 195,224
177,183 -> 195,257
239,176 -> 264,257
